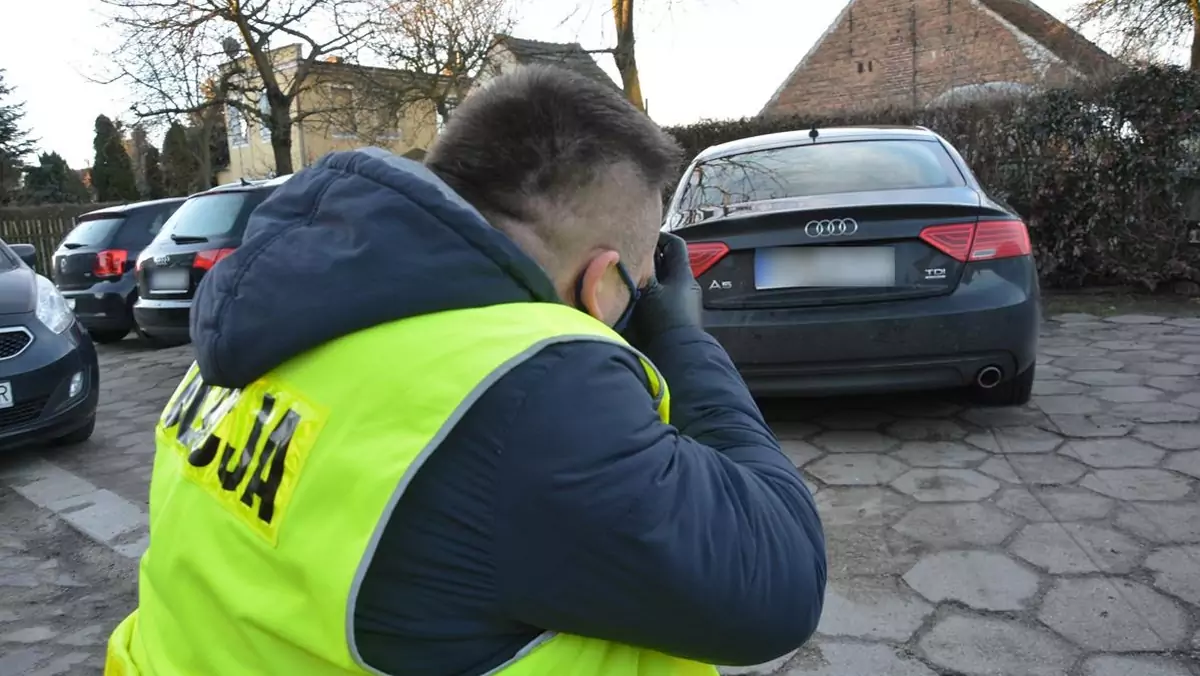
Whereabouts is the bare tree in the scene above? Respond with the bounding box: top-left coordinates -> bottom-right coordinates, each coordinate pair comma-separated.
370,0 -> 515,125
611,0 -> 645,112
100,0 -> 377,175
1071,0 -> 1197,68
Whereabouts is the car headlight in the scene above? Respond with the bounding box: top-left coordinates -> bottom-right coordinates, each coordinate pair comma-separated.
35,274 -> 74,334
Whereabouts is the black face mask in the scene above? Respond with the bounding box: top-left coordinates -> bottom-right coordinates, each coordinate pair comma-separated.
574,261 -> 641,333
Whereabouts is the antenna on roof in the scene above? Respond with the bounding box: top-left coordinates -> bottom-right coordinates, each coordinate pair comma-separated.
808,126 -> 819,143
239,177 -> 250,186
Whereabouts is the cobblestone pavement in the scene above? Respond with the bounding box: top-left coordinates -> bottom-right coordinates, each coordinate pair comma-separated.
2,313 -> 1200,675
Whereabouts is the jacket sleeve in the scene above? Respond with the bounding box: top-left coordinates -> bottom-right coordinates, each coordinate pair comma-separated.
492,329 -> 826,667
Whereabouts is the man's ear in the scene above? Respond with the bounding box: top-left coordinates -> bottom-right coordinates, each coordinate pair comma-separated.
577,250 -> 622,323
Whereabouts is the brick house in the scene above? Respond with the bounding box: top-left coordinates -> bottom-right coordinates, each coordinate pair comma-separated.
761,0 -> 1124,117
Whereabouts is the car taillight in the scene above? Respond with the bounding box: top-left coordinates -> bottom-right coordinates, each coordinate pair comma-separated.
193,248 -> 237,271
919,220 -> 1031,262
687,242 -> 729,278
94,249 -> 128,278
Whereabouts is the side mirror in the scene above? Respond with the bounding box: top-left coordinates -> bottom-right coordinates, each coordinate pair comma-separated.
9,244 -> 37,269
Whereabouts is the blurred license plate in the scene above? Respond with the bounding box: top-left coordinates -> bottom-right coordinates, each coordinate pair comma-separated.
0,381 -> 12,410
150,269 -> 190,292
755,247 -> 896,289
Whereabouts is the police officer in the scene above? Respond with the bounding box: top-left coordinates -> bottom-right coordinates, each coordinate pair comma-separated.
106,65 -> 826,676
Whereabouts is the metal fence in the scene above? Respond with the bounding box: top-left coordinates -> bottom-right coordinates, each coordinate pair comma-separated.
0,203 -> 120,275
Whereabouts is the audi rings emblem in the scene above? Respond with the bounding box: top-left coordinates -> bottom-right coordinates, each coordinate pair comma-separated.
804,218 -> 858,237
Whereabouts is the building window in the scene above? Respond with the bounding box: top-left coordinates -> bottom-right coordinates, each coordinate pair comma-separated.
857,62 -> 864,74
259,90 -> 272,142
330,85 -> 356,138
227,106 -> 247,147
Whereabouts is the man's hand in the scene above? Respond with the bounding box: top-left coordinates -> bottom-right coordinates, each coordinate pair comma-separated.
625,232 -> 702,347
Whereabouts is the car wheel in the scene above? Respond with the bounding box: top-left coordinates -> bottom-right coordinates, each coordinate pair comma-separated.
968,364 -> 1035,407
88,328 -> 130,344
55,416 -> 96,445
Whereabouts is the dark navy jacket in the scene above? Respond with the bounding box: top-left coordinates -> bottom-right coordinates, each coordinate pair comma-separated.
190,149 -> 826,676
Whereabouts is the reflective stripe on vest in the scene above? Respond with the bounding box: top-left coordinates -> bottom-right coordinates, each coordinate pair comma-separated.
105,302 -> 717,676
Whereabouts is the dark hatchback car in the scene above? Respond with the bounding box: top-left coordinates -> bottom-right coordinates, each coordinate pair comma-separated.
51,197 -> 185,343
0,239 -> 99,449
134,176 -> 290,345
665,127 -> 1040,406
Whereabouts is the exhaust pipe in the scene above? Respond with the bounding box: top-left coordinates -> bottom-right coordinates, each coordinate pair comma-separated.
976,366 -> 1003,389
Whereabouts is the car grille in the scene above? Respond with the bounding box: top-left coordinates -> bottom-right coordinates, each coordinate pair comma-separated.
0,328 -> 33,360
0,395 -> 48,430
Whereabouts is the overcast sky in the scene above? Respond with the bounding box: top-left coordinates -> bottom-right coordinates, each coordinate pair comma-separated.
0,0 -> 1119,168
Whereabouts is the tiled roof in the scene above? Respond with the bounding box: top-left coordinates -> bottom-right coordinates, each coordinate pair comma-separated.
978,0 -> 1124,77
493,34 -> 620,91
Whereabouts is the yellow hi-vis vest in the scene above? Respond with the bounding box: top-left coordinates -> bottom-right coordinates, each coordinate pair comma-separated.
105,302 -> 718,676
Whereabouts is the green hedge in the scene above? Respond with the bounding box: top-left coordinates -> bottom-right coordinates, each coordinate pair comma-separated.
663,66 -> 1200,290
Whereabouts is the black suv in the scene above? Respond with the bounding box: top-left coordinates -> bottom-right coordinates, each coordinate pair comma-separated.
51,198 -> 186,343
134,176 -> 290,345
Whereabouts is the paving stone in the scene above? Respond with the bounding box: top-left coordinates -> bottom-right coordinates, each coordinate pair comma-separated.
1051,312 -> 1099,322
1035,364 -> 1070,380
1082,655 -> 1197,676
782,642 -> 936,676
813,410 -> 896,430
1126,361 -> 1200,377
1115,501 -> 1200,543
963,431 -> 1001,452
1165,450 -> 1200,479
1054,356 -> 1124,371
997,487 -> 1116,522
1106,314 -> 1167,324
1094,386 -> 1162,403
1038,577 -> 1189,651
1032,380 -> 1088,395
779,440 -> 823,469
1009,522 -> 1144,574
1048,414 -> 1134,439
1006,454 -> 1088,485
816,577 -> 933,642
977,456 -> 1020,483
1042,344 -> 1108,357
959,406 -> 1050,429
0,649 -> 47,675
891,469 -> 1000,502
1113,402 -> 1200,423
1034,394 -> 1105,415
806,454 -> 908,486
825,525 -> 922,577
903,551 -> 1038,610
1134,423 -> 1200,450
813,487 -> 909,527
1147,376 -> 1199,393
892,503 -> 1020,547
1061,438 -> 1167,468
2,626 -> 58,642
1144,545 -> 1200,607
886,418 -> 969,441
918,614 -> 1078,676
894,441 -> 987,468
992,425 -> 1063,453
29,651 -> 89,675
809,430 -> 897,454
1067,370 -> 1145,387
1080,469 -> 1193,501
773,422 -> 821,440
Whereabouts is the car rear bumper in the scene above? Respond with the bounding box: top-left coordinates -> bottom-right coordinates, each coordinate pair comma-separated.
0,321 -> 99,449
707,258 -> 1041,397
133,298 -> 192,342
61,278 -> 135,332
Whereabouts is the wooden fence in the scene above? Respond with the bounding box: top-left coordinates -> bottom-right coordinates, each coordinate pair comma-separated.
0,203 -> 121,275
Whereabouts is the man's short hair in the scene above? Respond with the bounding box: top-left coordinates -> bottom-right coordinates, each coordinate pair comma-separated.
425,65 -> 682,279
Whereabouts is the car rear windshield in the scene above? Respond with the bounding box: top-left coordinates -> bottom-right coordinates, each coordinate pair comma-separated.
161,190 -> 271,240
63,216 -> 124,247
676,139 -> 967,212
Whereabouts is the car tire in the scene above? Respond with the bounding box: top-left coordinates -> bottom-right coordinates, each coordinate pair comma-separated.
968,364 -> 1035,407
55,416 -> 96,445
88,328 -> 130,344
137,328 -> 187,349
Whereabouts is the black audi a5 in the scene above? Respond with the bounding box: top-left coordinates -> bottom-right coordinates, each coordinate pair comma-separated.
0,239 -> 99,449
665,126 -> 1040,406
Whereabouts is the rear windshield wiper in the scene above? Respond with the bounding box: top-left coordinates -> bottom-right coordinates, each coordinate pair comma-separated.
170,234 -> 210,244
62,242 -> 85,250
